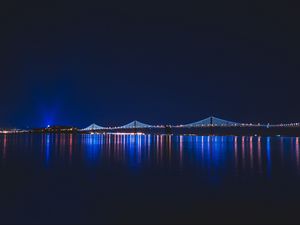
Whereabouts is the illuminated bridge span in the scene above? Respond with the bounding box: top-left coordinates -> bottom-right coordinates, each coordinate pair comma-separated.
81,120 -> 157,131
119,120 -> 154,129
81,123 -> 106,131
80,116 -> 300,132
181,116 -> 240,127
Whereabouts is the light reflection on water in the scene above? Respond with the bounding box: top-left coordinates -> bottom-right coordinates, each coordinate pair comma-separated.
1,134 -> 300,223
0,134 -> 299,176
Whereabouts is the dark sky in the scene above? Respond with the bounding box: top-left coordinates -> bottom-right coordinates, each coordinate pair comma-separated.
1,1 -> 300,128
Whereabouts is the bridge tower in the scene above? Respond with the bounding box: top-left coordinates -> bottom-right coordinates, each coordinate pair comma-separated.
134,120 -> 137,134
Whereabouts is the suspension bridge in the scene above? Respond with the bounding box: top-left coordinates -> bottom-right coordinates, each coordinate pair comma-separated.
80,116 -> 300,132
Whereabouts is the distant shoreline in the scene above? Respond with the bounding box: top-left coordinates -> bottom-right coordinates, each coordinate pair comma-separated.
1,126 -> 300,137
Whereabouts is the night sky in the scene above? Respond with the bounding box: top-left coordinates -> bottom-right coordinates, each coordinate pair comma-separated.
1,1 -> 299,128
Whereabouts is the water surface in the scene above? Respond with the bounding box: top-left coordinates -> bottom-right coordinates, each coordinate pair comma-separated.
0,134 -> 299,224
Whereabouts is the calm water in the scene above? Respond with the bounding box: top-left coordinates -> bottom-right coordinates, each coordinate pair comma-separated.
0,134 -> 300,224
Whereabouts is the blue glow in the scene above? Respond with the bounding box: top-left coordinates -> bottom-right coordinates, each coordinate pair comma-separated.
266,137 -> 271,177
83,134 -> 103,165
45,134 -> 50,166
